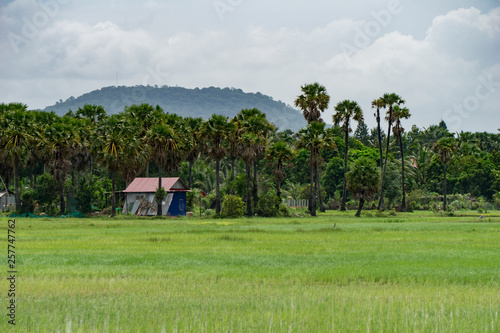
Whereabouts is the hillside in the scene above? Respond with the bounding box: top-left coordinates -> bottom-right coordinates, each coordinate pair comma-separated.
43,85 -> 306,131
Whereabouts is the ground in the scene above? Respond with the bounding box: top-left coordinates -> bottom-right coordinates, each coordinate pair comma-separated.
0,210 -> 499,332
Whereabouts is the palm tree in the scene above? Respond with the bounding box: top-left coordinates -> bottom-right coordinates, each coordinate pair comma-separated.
202,114 -> 235,214
41,117 -> 81,215
146,122 -> 182,216
294,83 -> 330,124
296,121 -> 335,216
333,100 -> 364,211
346,157 -> 381,217
378,93 -> 405,210
0,103 -> 30,210
372,98 -> 385,172
294,83 -> 330,212
265,141 -> 295,203
184,117 -> 205,188
391,105 -> 411,211
95,115 -> 144,217
234,109 -> 274,215
433,137 -> 457,211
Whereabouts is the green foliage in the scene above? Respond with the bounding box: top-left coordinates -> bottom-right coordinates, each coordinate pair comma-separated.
256,191 -> 281,217
154,187 -> 166,201
20,189 -> 35,213
299,184 -> 327,202
75,173 -> 99,214
222,195 -> 245,218
322,157 -> 344,198
34,173 -> 59,207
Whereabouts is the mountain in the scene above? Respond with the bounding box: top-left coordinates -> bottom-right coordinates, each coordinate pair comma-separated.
43,85 -> 306,131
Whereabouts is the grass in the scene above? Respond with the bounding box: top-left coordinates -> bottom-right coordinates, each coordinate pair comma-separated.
1,210 -> 499,332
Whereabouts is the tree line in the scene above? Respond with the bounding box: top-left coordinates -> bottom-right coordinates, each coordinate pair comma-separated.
1,83 -> 499,217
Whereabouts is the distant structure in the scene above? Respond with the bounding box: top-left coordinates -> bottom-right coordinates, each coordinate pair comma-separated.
0,190 -> 15,212
122,178 -> 190,216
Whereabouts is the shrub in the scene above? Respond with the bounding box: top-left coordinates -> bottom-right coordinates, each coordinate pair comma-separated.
256,192 -> 281,217
494,193 -> 500,210
279,204 -> 290,217
20,189 -> 35,214
222,195 -> 245,218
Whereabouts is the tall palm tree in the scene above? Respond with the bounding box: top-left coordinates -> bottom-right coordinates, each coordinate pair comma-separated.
265,141 -> 295,203
294,83 -> 330,124
378,93 -> 405,210
391,105 -> 411,211
95,115 -> 144,217
296,121 -> 335,216
333,100 -> 364,211
372,98 -> 385,172
184,117 -> 205,188
146,122 -> 182,216
239,133 -> 263,216
294,83 -> 330,212
433,137 -> 457,212
0,103 -> 30,210
234,109 -> 274,215
202,114 -> 235,214
346,157 -> 381,217
41,117 -> 81,215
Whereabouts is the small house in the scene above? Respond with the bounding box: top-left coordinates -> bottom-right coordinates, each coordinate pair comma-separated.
0,190 -> 15,212
122,177 -> 190,216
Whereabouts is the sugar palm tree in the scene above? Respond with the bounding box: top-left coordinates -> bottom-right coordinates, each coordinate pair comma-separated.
0,103 -> 30,210
296,121 -> 335,216
95,115 -> 144,217
202,114 -> 235,214
234,109 -> 274,215
41,117 -> 81,215
433,137 -> 457,211
378,93 -> 405,210
265,141 -> 296,203
294,83 -> 330,212
372,98 -> 385,171
333,100 -> 364,211
184,117 -> 205,188
294,83 -> 330,124
346,157 -> 381,217
391,105 -> 411,211
146,122 -> 182,216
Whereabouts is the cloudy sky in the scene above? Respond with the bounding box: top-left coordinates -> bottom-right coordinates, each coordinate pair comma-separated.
1,0 -> 499,133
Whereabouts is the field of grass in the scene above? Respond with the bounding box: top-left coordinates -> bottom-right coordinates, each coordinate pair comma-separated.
1,210 -> 499,332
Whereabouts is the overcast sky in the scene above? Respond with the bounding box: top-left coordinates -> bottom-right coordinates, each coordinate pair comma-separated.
1,0 -> 499,133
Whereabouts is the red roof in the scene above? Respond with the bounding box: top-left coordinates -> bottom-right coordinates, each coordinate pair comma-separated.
123,177 -> 190,193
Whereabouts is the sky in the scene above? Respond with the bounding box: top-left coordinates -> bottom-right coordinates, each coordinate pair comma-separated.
1,0 -> 499,133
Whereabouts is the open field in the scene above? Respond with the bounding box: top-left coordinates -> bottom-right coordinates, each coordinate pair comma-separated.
1,211 -> 499,332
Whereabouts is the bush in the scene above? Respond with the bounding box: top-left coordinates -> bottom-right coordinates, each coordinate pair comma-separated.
494,193 -> 500,210
20,189 -> 35,214
222,195 -> 245,218
256,192 -> 281,217
279,204 -> 290,217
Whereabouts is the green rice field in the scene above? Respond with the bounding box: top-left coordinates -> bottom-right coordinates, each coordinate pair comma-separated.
1,211 -> 499,332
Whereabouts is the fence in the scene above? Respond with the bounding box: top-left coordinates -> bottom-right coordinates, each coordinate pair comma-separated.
286,199 -> 309,208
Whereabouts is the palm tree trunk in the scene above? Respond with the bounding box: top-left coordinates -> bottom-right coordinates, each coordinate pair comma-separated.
230,158 -> 235,195
310,151 -> 316,216
246,162 -> 251,216
59,178 -> 65,215
376,108 -> 384,209
30,162 -> 34,188
146,162 -> 149,178
188,160 -> 193,188
341,129 -> 349,211
111,171 -> 116,217
14,159 -> 21,210
157,165 -> 162,216
443,162 -> 447,212
316,157 -> 323,213
215,158 -> 221,214
253,160 -> 258,213
379,107 -> 393,210
355,198 -> 365,217
399,135 -> 406,211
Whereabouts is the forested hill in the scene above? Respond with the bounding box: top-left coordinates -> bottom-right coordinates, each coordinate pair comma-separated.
43,85 -> 306,131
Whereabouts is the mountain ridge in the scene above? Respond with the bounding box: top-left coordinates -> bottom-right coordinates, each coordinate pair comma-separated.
43,85 -> 306,131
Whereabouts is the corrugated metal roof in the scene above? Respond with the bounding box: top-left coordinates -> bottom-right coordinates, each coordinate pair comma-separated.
123,178 -> 189,193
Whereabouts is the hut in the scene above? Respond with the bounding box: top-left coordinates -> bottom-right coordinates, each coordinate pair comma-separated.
122,177 -> 190,216
0,190 -> 15,212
